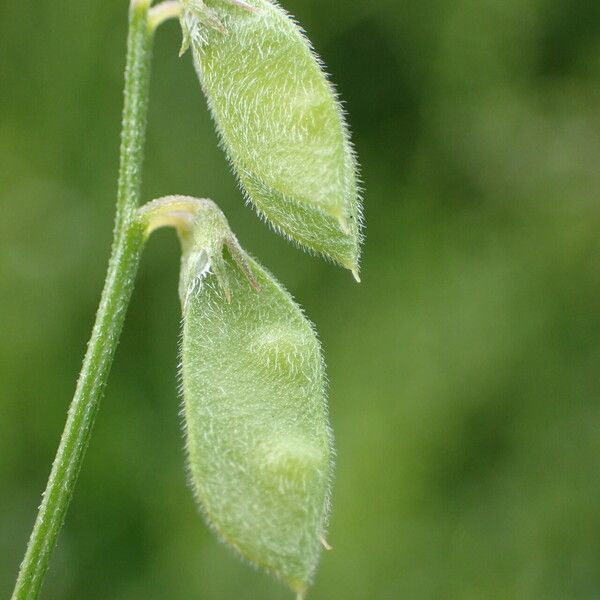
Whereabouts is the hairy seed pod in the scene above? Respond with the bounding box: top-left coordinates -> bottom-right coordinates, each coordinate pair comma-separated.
179,0 -> 363,278
138,196 -> 334,598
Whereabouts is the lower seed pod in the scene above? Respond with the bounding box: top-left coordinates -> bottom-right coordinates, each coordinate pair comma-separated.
138,196 -> 334,597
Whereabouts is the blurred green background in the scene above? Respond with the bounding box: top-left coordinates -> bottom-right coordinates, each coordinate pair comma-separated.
2,0 -> 600,598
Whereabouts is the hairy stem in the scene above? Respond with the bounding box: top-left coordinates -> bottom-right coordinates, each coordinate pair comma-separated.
11,2 -> 155,597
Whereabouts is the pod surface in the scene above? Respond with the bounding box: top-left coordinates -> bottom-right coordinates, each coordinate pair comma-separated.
181,0 -> 362,273
181,249 -> 333,593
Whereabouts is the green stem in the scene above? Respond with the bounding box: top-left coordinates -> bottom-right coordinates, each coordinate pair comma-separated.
11,2 -> 155,597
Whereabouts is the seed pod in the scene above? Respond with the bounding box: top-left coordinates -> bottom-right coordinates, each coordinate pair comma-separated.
179,0 -> 362,278
138,196 -> 334,597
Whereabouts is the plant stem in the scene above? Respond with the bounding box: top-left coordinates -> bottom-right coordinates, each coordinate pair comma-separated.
149,0 -> 181,30
11,2 -> 155,598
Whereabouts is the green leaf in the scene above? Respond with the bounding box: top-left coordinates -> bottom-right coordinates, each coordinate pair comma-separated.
180,0 -> 363,278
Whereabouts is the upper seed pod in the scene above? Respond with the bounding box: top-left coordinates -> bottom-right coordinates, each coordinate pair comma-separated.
179,0 -> 362,278
138,196 -> 334,598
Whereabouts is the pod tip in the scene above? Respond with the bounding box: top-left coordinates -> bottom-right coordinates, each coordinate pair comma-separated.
319,535 -> 333,551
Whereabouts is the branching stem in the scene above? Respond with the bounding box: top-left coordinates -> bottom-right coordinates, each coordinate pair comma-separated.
11,2 -> 155,597
149,0 -> 181,31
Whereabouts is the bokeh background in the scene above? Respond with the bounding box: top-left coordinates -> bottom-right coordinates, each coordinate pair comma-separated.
2,0 -> 600,598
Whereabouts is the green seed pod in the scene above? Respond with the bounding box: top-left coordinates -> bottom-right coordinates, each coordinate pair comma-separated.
179,0 -> 362,278
138,196 -> 334,598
